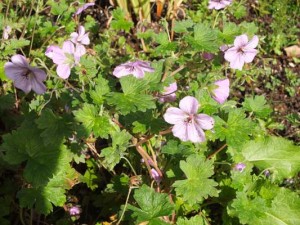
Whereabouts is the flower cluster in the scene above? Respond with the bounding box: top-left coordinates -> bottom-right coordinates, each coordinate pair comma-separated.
46,26 -> 90,79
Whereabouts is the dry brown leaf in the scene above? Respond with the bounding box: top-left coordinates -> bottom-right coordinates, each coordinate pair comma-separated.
284,45 -> 300,58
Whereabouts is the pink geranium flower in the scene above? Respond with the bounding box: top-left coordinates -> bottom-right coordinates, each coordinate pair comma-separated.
4,55 -> 47,94
69,205 -> 81,216
151,169 -> 162,184
113,60 -> 155,79
163,96 -> 214,143
208,0 -> 232,10
212,78 -> 230,104
70,26 -> 90,46
235,163 -> 246,172
159,82 -> 177,103
74,2 -> 95,15
224,34 -> 259,70
46,41 -> 83,79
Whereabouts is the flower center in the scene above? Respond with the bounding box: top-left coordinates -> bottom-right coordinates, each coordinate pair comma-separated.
23,69 -> 33,79
185,114 -> 194,123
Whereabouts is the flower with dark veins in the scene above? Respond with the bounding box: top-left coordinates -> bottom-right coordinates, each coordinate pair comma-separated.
46,41 -> 84,79
4,54 -> 47,94
113,60 -> 155,79
70,26 -> 90,46
208,0 -> 232,10
163,96 -> 214,143
224,34 -> 259,70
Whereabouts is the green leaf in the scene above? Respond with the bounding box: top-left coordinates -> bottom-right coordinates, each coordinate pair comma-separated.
36,109 -> 73,145
177,215 -> 205,225
185,23 -> 218,52
111,8 -> 134,32
174,19 -> 194,33
242,95 -> 272,118
48,0 -> 68,15
0,93 -> 14,113
229,192 -> 268,224
214,109 -> 254,147
18,185 -> 66,215
161,140 -> 195,156
143,60 -> 164,91
74,103 -> 112,138
127,185 -> 174,224
230,188 -> 300,225
107,76 -> 156,115
240,22 -> 259,37
2,117 -> 73,186
3,39 -> 30,56
265,188 -> 300,225
242,136 -> 300,180
152,33 -> 177,56
173,155 -> 218,204
132,121 -> 147,134
219,22 -> 240,43
233,5 -> 247,19
81,159 -> 100,190
90,77 -> 110,105
100,130 -> 132,171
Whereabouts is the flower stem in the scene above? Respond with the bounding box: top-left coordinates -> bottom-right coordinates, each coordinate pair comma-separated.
207,144 -> 227,159
121,156 -> 137,176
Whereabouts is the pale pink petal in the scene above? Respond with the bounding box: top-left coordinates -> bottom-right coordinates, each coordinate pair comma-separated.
187,122 -> 205,143
62,41 -> 75,54
57,64 -> 71,79
80,33 -> 90,45
234,34 -> 248,48
244,35 -> 259,50
74,2 -> 95,15
45,45 -> 61,59
195,114 -> 214,130
11,55 -> 29,67
78,26 -> 85,37
113,66 -> 128,78
172,122 -> 188,141
224,47 -> 239,61
229,53 -> 245,70
243,49 -> 258,63
31,76 -> 46,94
137,61 -> 155,73
133,67 -> 145,78
159,82 -> 177,103
70,32 -> 79,43
75,44 -> 86,57
4,62 -> 28,80
163,107 -> 186,124
212,78 -> 230,104
179,96 -> 199,114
